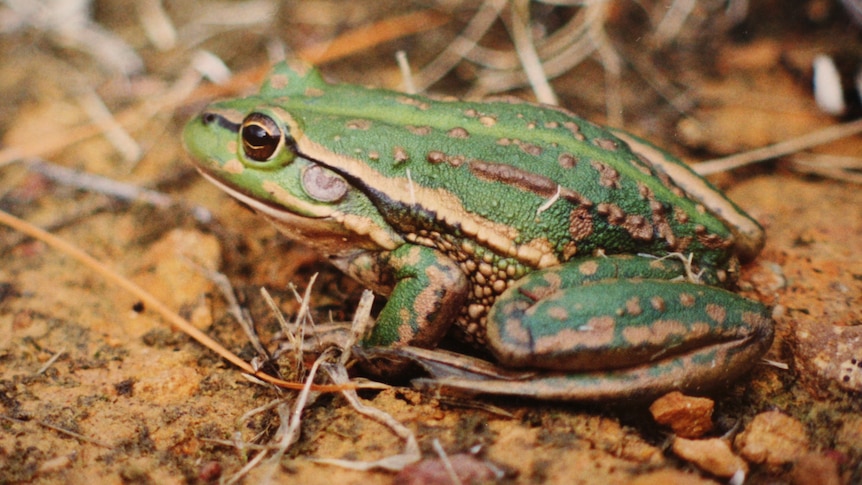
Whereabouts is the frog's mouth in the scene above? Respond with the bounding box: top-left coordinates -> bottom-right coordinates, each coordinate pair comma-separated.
195,167 -> 399,252
195,168 -> 331,222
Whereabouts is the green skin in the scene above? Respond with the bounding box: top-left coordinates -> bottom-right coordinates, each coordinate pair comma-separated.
183,61 -> 773,401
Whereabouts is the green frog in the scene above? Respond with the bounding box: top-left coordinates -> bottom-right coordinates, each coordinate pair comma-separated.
183,61 -> 773,401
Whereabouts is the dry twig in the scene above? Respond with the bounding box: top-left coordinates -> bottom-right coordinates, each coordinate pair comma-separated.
694,118 -> 862,175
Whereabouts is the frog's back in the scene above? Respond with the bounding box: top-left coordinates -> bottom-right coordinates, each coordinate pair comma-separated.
265,62 -> 736,270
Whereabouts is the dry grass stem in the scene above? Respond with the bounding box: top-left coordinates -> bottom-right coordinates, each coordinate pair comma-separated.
261,287 -> 307,374
204,268 -> 271,361
175,0 -> 277,49
136,0 -> 178,51
237,398 -> 285,430
510,0 -> 559,105
77,88 -> 141,164
0,0 -> 143,75
788,153 -> 862,184
343,289 -> 376,366
433,438 -> 464,485
762,358 -> 790,370
442,1 -> 626,124
190,50 -> 233,84
585,2 -> 622,126
0,66 -> 201,167
290,274 -> 320,345
653,0 -> 696,46
35,348 -> 65,375
25,160 -> 195,214
297,9 -> 449,65
254,353 -> 330,483
694,118 -> 862,175
314,363 -> 421,471
220,283 -> 392,480
221,351 -> 329,484
0,414 -> 113,449
224,448 -> 268,485
414,0 -> 507,91
261,287 -> 296,342
395,50 -> 416,95
622,49 -> 694,116
275,353 -> 326,450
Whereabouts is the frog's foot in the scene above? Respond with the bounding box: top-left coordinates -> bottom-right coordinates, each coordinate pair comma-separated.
355,337 -> 771,402
418,349 -> 770,402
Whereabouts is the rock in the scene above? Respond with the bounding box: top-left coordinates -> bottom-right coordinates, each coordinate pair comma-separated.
735,411 -> 810,467
395,454 -> 501,485
672,437 -> 748,478
838,355 -> 862,393
649,391 -> 714,438
790,453 -> 841,485
629,468 -> 715,485
789,279 -> 862,398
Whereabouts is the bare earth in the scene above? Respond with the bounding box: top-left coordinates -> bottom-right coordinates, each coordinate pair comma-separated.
1,2 -> 860,484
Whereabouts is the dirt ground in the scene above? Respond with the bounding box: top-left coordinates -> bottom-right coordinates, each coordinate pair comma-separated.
1,1 -> 860,484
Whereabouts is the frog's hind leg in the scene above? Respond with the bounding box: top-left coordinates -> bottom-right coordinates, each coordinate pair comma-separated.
411,337 -> 772,402
481,256 -> 773,400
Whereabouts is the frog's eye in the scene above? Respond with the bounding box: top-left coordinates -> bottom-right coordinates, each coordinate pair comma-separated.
241,113 -> 283,161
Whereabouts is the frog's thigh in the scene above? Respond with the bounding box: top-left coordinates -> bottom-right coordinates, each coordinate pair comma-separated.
486,272 -> 773,374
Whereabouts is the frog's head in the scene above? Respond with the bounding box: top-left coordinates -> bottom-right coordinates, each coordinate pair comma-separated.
183,97 -> 347,216
183,97 -> 401,252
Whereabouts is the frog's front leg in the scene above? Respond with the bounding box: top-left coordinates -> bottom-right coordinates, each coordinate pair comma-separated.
484,255 -> 773,399
341,244 -> 469,349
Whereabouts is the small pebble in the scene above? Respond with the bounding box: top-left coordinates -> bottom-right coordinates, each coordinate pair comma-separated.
838,356 -> 862,392
735,411 -> 810,467
671,437 -> 748,478
395,454 -> 500,485
198,461 -> 222,482
630,468 -> 714,485
649,391 -> 714,438
790,452 -> 841,485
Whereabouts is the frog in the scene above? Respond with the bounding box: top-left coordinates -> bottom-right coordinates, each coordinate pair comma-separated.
183,60 -> 773,401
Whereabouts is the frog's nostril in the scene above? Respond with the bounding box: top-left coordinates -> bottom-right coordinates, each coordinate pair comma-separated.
201,112 -> 217,125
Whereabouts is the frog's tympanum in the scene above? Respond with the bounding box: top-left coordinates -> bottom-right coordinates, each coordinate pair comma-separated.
184,61 -> 773,401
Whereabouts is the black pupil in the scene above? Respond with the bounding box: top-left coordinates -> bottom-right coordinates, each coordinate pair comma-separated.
241,113 -> 282,161
243,124 -> 272,147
